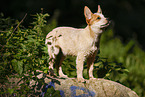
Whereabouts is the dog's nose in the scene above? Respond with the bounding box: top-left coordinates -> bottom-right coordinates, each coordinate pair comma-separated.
106,18 -> 109,21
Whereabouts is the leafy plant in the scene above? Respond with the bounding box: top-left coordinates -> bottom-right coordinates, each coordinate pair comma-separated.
0,12 -> 56,96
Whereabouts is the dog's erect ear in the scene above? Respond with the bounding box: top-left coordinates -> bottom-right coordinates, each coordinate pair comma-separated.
84,6 -> 93,24
97,5 -> 102,13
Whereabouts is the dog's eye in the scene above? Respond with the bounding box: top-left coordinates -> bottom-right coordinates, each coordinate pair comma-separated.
97,17 -> 101,20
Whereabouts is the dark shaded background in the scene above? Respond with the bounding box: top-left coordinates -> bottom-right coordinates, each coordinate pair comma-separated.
1,0 -> 145,48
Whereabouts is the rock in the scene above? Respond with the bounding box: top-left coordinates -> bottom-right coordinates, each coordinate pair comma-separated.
42,77 -> 138,97
8,70 -> 138,97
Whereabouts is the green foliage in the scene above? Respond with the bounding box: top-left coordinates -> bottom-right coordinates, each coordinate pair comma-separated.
100,29 -> 145,96
0,12 -> 49,75
0,12 -> 57,96
44,86 -> 61,97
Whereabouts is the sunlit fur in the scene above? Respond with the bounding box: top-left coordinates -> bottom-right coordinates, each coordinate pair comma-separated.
45,5 -> 109,82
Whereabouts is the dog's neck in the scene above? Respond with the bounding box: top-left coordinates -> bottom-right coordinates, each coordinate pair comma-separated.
85,25 -> 103,39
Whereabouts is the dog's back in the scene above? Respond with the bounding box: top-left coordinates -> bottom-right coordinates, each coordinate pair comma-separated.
45,26 -> 95,56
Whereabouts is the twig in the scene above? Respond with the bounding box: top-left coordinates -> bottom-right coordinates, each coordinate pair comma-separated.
0,13 -> 27,52
0,31 -> 8,32
6,13 -> 27,44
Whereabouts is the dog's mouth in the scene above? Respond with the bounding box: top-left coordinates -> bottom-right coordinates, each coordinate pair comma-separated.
101,21 -> 111,28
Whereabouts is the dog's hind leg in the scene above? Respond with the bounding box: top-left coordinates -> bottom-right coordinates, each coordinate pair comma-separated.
55,49 -> 68,78
47,45 -> 56,76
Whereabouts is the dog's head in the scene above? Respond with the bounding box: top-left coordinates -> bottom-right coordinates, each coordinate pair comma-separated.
84,5 -> 109,30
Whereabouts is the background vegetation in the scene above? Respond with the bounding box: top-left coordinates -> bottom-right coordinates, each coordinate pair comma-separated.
0,0 -> 145,96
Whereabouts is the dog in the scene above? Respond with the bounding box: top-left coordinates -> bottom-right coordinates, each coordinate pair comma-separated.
45,5 -> 109,82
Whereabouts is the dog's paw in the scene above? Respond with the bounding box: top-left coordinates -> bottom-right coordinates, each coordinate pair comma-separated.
89,77 -> 96,80
59,74 -> 68,78
48,69 -> 57,77
77,77 -> 85,83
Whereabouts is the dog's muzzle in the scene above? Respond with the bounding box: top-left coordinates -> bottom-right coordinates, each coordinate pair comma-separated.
101,20 -> 111,28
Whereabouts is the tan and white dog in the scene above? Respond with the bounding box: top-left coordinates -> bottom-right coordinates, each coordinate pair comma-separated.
45,5 -> 109,82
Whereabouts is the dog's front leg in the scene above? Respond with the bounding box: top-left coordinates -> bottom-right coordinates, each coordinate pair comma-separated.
76,53 -> 85,82
87,51 -> 97,79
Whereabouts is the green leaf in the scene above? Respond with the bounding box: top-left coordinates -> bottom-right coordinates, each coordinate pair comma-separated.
12,59 -> 23,74
7,88 -> 14,94
123,69 -> 129,73
3,52 -> 11,57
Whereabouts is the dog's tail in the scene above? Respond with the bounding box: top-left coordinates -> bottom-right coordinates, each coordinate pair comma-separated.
45,38 -> 49,45
45,35 -> 60,59
45,35 -> 53,45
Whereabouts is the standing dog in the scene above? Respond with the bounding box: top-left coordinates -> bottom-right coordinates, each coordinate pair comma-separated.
45,5 -> 109,82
